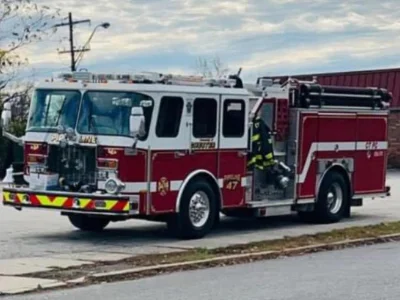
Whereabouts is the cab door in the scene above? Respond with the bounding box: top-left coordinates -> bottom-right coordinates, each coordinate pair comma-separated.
218,95 -> 249,207
186,95 -> 220,177
150,93 -> 188,213
151,94 -> 220,213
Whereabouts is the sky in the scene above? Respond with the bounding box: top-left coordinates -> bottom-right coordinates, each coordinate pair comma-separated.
6,0 -> 400,87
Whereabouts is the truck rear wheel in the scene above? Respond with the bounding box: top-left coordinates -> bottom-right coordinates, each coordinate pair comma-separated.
168,180 -> 217,239
314,171 -> 349,223
67,214 -> 110,232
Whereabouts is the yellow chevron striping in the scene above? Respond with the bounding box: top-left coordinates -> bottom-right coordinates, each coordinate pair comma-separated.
35,195 -> 68,207
3,190 -> 131,213
36,195 -> 50,206
3,191 -> 10,203
16,193 -> 25,203
78,198 -> 93,209
103,200 -> 117,210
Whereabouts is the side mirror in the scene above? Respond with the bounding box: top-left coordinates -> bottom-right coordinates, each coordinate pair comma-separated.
1,102 -> 12,130
129,106 -> 145,138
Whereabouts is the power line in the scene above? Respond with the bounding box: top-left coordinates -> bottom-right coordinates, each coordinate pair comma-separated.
54,12 -> 91,72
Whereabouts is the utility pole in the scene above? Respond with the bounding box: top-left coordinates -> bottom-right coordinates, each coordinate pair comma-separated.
54,12 -> 91,71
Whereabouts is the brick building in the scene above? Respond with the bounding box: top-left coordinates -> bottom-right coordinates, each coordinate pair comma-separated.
267,68 -> 400,168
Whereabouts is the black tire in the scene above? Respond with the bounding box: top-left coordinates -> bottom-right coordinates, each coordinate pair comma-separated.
67,214 -> 110,232
314,171 -> 349,223
167,180 -> 218,239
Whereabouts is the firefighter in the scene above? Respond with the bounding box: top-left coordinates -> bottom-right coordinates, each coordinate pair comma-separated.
248,113 -> 275,170
248,113 -> 276,194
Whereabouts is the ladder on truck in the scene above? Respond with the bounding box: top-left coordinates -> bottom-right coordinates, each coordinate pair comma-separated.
55,70 -> 244,88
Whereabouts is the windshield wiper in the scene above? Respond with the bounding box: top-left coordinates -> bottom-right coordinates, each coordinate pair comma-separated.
89,115 -> 98,134
55,98 -> 67,127
87,101 -> 98,134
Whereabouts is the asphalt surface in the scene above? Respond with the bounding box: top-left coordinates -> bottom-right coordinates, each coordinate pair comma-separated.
1,170 -> 400,260
5,240 -> 400,300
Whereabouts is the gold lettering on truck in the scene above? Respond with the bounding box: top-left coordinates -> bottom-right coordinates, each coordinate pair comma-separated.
224,174 -> 241,190
191,141 -> 216,150
79,135 -> 97,144
50,134 -> 65,142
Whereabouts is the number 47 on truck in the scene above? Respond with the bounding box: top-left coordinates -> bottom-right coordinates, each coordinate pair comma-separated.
0,70 -> 392,239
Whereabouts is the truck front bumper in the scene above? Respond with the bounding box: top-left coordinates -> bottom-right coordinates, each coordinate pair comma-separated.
2,187 -> 139,216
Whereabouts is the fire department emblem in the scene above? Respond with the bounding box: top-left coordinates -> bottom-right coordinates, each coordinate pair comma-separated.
157,177 -> 169,196
30,144 -> 40,151
107,148 -> 117,155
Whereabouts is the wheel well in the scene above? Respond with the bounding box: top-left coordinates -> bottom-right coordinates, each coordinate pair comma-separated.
175,171 -> 222,213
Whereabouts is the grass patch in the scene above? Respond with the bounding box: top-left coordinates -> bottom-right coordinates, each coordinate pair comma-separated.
210,221 -> 400,255
124,221 -> 400,266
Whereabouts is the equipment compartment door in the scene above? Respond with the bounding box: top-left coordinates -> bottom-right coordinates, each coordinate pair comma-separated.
316,112 -> 357,194
297,112 -> 319,198
218,95 -> 248,207
353,113 -> 388,195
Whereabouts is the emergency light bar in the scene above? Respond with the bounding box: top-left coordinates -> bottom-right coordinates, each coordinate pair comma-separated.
54,71 -> 240,88
72,71 -> 93,82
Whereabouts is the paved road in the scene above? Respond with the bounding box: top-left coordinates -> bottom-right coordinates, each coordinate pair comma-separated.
1,170 -> 400,260
6,240 -> 400,300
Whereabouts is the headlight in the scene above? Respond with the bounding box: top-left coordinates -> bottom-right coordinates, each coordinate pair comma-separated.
104,178 -> 125,194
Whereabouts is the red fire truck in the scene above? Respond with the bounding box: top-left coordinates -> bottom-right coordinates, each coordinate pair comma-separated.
0,71 -> 392,239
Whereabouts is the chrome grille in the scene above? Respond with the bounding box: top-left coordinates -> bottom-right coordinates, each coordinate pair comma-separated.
47,145 -> 97,187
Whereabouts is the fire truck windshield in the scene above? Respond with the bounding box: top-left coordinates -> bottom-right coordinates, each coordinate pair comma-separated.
27,89 -> 81,132
76,90 -> 154,139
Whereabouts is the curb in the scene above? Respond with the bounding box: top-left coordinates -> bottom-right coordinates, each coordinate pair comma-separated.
89,232 -> 400,281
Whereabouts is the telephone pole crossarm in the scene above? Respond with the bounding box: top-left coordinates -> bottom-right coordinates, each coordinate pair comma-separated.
58,48 -> 90,54
54,19 -> 91,27
54,12 -> 91,71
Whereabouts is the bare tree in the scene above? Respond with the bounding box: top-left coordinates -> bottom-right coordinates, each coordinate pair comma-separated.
195,55 -> 230,78
3,81 -> 33,117
0,0 -> 61,89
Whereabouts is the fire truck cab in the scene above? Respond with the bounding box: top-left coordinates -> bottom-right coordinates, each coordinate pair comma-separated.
1,71 -> 392,239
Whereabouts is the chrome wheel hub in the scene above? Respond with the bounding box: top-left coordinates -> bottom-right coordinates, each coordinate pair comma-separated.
327,182 -> 343,214
188,191 -> 210,228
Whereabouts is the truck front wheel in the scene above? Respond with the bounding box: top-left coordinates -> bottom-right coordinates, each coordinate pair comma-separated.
168,180 -> 218,239
67,214 -> 110,232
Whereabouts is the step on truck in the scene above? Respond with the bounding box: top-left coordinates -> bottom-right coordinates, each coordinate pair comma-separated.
1,71 -> 392,239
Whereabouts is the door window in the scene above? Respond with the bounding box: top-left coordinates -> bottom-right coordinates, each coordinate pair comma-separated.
192,98 -> 217,138
156,96 -> 184,138
222,99 -> 245,138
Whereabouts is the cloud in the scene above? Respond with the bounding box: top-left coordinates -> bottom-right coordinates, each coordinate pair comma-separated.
238,37 -> 397,74
7,0 -> 400,85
